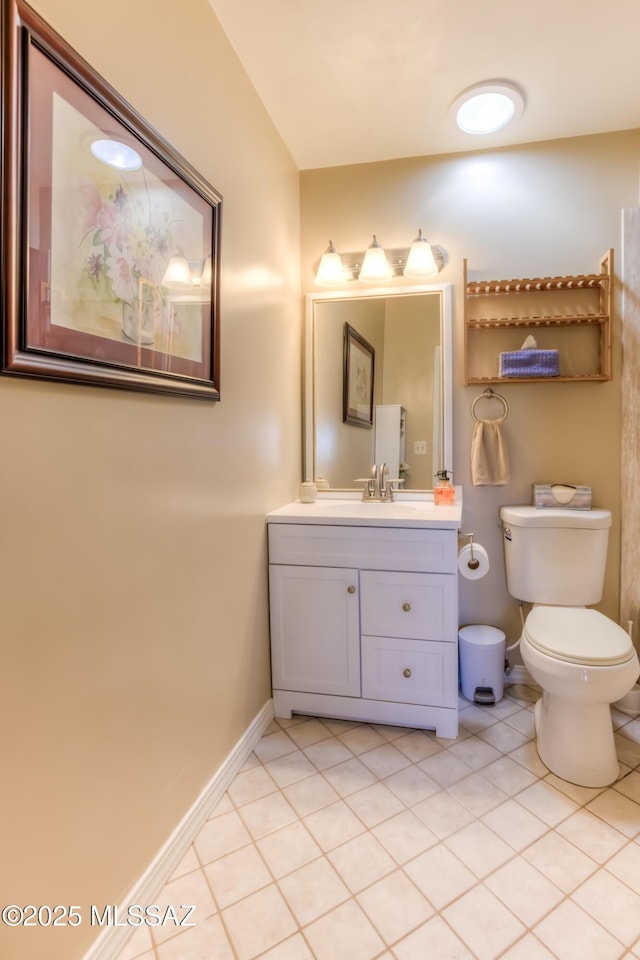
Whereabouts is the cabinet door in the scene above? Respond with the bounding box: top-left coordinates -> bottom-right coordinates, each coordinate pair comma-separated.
269,565 -> 360,696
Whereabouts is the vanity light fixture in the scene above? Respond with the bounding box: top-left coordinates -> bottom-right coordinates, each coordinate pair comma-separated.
162,257 -> 213,298
314,231 -> 444,285
200,257 -> 212,288
358,235 -> 392,283
403,229 -> 438,278
315,241 -> 347,285
162,255 -> 193,289
453,81 -> 524,135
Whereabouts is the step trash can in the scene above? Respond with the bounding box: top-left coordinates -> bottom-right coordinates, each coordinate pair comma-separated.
459,624 -> 506,705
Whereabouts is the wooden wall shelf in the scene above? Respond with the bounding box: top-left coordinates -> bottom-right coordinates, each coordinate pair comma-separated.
464,250 -> 613,385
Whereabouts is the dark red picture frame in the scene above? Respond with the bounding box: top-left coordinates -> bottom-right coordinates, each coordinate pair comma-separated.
1,0 -> 222,399
343,323 -> 375,428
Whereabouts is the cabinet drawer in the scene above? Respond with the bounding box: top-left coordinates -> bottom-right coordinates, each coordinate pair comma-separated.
360,570 -> 457,641
361,636 -> 458,707
268,523 -> 457,573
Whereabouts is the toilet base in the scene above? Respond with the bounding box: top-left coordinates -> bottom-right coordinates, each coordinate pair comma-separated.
534,695 -> 620,787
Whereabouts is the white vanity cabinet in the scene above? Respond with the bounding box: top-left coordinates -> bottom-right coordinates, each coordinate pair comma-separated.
267,501 -> 461,737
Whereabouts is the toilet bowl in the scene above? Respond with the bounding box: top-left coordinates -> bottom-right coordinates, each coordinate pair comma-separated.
500,505 -> 640,788
520,606 -> 639,786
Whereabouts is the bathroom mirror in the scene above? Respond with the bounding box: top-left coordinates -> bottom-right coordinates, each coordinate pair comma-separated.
304,284 -> 452,492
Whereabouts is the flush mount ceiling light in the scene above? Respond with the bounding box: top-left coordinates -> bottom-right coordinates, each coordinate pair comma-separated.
90,138 -> 142,170
453,81 -> 525,135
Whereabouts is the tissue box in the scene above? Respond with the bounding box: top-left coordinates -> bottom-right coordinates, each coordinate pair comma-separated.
533,484 -> 592,509
499,349 -> 560,378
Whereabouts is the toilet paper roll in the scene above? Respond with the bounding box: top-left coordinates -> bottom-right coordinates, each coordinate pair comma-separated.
458,543 -> 490,580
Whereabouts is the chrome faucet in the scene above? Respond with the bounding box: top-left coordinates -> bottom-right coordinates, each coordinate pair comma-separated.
356,462 -> 396,502
370,462 -> 378,498
377,462 -> 391,501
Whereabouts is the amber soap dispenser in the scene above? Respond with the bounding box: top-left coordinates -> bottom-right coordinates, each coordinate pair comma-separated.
434,470 -> 455,505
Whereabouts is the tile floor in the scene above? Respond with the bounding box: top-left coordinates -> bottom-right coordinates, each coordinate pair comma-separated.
117,685 -> 640,960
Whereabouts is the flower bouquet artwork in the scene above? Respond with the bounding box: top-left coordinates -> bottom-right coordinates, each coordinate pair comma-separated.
2,0 -> 222,399
85,183 -> 173,347
75,172 -> 209,356
50,92 -> 210,365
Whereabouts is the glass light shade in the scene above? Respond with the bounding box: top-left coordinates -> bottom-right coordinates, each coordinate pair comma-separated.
403,230 -> 438,278
162,256 -> 193,289
453,82 -> 524,135
358,236 -> 391,282
457,93 -> 513,134
90,138 -> 142,170
315,242 -> 346,285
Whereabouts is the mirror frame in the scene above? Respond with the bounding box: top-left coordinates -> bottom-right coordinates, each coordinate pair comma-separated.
304,283 -> 453,492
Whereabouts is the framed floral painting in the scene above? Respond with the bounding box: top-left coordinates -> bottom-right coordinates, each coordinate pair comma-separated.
343,323 -> 374,428
1,0 -> 222,399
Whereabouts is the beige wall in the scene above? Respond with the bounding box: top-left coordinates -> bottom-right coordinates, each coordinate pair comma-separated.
301,129 -> 640,648
1,2 -> 300,958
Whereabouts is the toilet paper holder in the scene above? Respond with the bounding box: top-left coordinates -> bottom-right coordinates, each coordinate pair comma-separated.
458,530 -> 480,570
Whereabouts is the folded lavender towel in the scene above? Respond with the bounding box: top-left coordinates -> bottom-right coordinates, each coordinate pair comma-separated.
499,349 -> 560,378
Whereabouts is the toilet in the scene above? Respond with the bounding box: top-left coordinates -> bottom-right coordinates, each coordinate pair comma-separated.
500,505 -> 639,787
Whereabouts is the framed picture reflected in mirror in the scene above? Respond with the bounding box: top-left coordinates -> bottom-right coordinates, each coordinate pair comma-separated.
343,322 -> 374,428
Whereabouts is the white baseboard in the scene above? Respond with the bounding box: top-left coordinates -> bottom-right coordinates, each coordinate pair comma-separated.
83,698 -> 274,960
504,664 -> 534,686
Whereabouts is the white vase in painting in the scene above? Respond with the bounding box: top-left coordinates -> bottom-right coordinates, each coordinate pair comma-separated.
122,297 -> 156,345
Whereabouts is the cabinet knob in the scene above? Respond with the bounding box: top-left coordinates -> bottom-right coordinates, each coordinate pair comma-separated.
402,602 -> 411,612
347,585 -> 356,594
403,668 -> 412,679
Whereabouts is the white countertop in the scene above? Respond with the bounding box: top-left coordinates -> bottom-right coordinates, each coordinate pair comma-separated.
267,493 -> 463,529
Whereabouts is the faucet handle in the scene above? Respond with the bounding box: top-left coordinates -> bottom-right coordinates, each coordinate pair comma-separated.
383,478 -> 403,502
355,478 -> 375,501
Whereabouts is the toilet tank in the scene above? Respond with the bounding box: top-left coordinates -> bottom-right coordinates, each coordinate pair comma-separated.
499,506 -> 611,605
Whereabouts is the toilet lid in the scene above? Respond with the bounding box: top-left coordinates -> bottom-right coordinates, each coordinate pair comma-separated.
525,606 -> 634,665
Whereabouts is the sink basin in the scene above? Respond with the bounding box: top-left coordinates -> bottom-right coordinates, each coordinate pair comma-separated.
314,500 -> 433,516
267,496 -> 462,528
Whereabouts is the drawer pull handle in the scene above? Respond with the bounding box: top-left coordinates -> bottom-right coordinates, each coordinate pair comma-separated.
403,668 -> 412,679
402,602 -> 411,612
347,585 -> 356,594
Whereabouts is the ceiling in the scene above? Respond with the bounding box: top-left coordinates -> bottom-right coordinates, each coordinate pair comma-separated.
208,0 -> 640,171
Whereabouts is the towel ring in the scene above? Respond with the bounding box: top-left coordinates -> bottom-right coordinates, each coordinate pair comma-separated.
471,388 -> 509,422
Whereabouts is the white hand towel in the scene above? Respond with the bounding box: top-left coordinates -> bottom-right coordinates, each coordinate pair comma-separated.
471,419 -> 509,485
